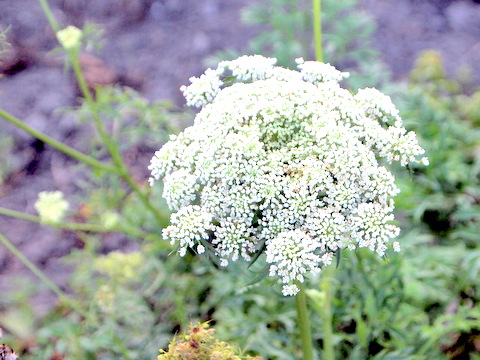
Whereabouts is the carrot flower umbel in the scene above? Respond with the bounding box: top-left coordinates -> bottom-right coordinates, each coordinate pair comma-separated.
149,55 -> 427,296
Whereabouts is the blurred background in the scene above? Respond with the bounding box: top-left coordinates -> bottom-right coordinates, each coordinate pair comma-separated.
0,0 -> 480,359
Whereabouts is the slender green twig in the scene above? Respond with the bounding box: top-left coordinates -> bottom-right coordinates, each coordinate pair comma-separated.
0,206 -> 105,232
0,206 -> 159,240
35,0 -> 166,228
295,282 -> 314,360
38,0 -> 60,32
0,109 -> 115,173
0,231 -> 87,317
68,51 -> 166,227
0,230 -> 135,360
313,0 -> 323,62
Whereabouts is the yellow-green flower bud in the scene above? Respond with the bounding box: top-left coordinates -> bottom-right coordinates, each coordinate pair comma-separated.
95,251 -> 144,283
101,211 -> 121,230
56,25 -> 82,50
34,191 -> 69,223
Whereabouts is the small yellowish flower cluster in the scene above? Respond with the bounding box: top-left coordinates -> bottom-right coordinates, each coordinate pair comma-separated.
34,191 -> 69,223
56,25 -> 82,50
94,251 -> 144,283
149,55 -> 427,296
158,322 -> 263,360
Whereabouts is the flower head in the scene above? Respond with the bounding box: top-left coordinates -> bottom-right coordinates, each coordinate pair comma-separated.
34,191 -> 69,223
149,55 -> 427,295
56,25 -> 82,50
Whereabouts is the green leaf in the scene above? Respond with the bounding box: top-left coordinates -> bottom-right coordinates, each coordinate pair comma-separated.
244,264 -> 270,287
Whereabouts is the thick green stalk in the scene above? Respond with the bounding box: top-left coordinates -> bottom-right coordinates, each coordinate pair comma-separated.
320,265 -> 335,360
295,282 -> 314,360
0,231 -> 87,317
313,0 -> 323,62
0,109 -> 115,173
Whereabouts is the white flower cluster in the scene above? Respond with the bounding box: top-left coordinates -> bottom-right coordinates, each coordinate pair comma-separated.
149,55 -> 427,296
34,191 -> 69,223
56,25 -> 82,50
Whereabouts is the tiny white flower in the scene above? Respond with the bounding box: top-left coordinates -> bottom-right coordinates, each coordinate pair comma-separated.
180,68 -> 224,107
197,244 -> 206,254
282,284 -> 300,296
219,55 -> 277,82
265,229 -> 324,295
393,241 -> 401,252
162,205 -> 215,257
296,57 -> 350,83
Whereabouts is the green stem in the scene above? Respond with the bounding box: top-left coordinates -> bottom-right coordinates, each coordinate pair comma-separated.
122,173 -> 168,226
0,206 -> 158,240
0,109 -> 115,173
292,2 -> 329,359
313,0 -> 335,357
68,52 -> 166,227
0,206 -> 105,232
320,265 -> 335,360
295,282 -> 314,360
40,0 -> 166,229
0,231 -> 87,317
0,230 -> 135,360
313,0 -> 323,62
38,0 -> 60,32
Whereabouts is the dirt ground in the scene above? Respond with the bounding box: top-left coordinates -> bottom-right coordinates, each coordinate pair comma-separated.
0,0 -> 479,314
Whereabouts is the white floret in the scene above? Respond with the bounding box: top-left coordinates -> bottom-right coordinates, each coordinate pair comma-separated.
180,68 -> 224,107
219,55 -> 277,82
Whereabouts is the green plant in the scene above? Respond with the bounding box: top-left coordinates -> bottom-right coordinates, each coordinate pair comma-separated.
3,1 -> 479,360
208,0 -> 390,89
149,0 -> 428,355
0,2 -> 193,359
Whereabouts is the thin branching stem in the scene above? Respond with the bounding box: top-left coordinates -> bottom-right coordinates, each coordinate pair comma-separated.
38,0 -> 60,32
0,231 -> 87,317
0,109 -> 115,173
36,0 -> 167,227
68,50 -> 166,227
0,206 -> 154,239
0,231 -> 135,360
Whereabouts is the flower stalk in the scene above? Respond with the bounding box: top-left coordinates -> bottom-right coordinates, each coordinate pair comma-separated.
5,0 -> 168,229
0,206 -> 159,240
295,282 -> 314,360
0,109 -> 115,173
313,0 -> 323,62
0,231 -> 87,317
0,230 -> 135,360
67,45 -> 166,227
293,1 -> 327,359
38,0 -> 60,32
320,265 -> 335,360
